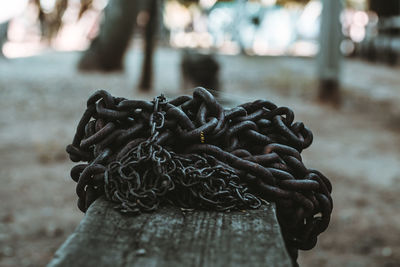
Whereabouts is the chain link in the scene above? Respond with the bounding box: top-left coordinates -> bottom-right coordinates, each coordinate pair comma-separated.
66,88 -> 333,262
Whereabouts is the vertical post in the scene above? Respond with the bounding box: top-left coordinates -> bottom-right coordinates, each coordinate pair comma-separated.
138,0 -> 159,91
0,21 -> 9,58
317,0 -> 343,105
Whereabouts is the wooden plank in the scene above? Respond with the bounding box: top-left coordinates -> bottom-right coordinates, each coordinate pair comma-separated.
48,197 -> 292,267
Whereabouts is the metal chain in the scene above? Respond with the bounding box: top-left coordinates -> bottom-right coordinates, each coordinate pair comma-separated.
66,87 -> 333,262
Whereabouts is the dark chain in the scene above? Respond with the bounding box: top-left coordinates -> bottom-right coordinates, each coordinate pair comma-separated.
66,88 -> 333,262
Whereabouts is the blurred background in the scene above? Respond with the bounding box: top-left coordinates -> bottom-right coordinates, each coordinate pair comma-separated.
0,0 -> 400,266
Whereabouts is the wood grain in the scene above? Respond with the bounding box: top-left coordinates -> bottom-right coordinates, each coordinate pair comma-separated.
48,197 -> 291,267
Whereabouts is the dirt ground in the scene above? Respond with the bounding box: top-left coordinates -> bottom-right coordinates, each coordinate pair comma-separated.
0,47 -> 399,267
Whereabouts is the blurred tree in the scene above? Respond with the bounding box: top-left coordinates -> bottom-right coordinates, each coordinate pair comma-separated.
369,0 -> 400,17
32,0 -> 160,91
78,0 -> 160,92
78,0 -> 95,19
0,21 -> 9,58
77,0 -> 140,71
34,0 -> 91,41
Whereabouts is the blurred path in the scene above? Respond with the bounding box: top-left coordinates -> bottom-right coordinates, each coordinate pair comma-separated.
0,47 -> 399,266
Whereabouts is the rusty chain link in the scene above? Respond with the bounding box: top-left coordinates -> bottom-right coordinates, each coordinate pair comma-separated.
66,87 -> 332,262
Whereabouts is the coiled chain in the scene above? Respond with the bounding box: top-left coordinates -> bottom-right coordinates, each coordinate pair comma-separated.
66,87 -> 333,261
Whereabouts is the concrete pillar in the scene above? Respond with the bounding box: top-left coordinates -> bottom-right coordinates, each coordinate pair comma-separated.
317,0 -> 343,105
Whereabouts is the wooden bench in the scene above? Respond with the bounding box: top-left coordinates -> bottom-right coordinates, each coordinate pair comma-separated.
48,197 -> 293,267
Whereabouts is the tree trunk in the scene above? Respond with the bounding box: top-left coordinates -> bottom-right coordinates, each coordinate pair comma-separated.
78,0 -> 139,71
0,21 -> 9,58
138,0 -> 159,91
